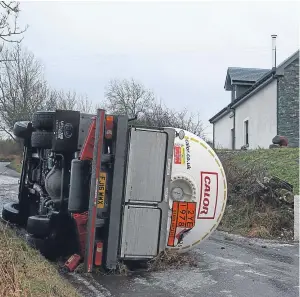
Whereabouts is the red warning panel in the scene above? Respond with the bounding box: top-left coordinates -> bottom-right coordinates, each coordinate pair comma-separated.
173,144 -> 185,165
167,201 -> 179,247
197,172 -> 218,219
167,201 -> 196,247
177,202 -> 196,228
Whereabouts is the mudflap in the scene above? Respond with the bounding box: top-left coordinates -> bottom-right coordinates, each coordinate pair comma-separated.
51,213 -> 81,259
28,213 -> 81,261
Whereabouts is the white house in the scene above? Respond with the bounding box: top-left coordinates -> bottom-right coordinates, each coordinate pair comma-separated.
209,50 -> 299,149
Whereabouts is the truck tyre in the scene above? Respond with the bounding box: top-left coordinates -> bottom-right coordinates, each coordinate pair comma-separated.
26,215 -> 51,237
13,121 -> 30,139
32,111 -> 55,131
31,131 -> 53,149
2,202 -> 20,224
27,235 -> 58,261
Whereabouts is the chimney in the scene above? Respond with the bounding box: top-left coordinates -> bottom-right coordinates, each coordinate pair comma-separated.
271,34 -> 277,69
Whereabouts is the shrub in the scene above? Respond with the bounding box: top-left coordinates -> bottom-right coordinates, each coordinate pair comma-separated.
218,152 -> 294,240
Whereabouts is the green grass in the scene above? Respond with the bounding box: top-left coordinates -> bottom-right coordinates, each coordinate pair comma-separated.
217,148 -> 298,240
230,148 -> 299,194
0,154 -> 15,162
0,223 -> 80,297
0,154 -> 22,173
8,156 -> 22,173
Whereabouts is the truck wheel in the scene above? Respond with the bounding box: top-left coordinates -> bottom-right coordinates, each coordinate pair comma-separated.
32,111 -> 55,130
31,131 -> 53,149
13,121 -> 30,138
2,202 -> 20,224
27,235 -> 58,261
26,215 -> 51,237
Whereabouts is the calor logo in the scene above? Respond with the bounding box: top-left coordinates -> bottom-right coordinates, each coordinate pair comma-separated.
198,172 -> 218,219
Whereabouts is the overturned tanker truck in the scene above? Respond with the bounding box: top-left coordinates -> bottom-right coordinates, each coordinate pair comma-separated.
2,109 -> 227,272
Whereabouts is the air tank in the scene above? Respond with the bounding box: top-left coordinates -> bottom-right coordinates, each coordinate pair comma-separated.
68,159 -> 91,213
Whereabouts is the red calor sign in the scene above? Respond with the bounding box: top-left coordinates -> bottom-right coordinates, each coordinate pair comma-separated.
197,172 -> 218,219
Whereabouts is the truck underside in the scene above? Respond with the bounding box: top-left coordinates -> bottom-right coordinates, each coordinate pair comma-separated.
2,109 -> 175,272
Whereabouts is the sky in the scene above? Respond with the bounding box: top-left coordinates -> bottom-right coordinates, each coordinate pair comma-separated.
16,1 -> 299,138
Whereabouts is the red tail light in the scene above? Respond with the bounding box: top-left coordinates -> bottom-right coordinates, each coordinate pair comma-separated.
105,115 -> 114,139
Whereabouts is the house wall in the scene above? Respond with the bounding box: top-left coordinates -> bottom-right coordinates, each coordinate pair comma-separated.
231,85 -> 252,102
213,114 -> 234,149
277,58 -> 299,147
236,85 -> 250,99
234,79 -> 277,149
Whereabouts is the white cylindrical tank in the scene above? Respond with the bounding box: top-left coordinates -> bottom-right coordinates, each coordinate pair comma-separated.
166,128 -> 227,252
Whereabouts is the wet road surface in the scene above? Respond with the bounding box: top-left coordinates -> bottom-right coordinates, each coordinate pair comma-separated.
0,162 -> 299,297
0,162 -> 19,210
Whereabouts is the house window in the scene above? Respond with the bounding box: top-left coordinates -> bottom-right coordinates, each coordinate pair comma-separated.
244,120 -> 249,146
231,85 -> 237,102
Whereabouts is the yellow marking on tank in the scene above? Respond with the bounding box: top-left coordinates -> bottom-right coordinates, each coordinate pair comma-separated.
221,202 -> 226,212
182,135 -> 229,250
217,213 -> 222,222
192,240 -> 201,246
208,150 -> 215,157
184,136 -> 189,140
190,138 -> 199,143
201,233 -> 209,241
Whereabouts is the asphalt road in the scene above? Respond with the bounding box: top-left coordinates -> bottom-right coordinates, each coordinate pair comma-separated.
0,162 -> 299,297
0,162 -> 19,210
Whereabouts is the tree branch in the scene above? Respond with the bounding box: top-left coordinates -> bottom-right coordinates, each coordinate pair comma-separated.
0,125 -> 16,140
0,1 -> 27,49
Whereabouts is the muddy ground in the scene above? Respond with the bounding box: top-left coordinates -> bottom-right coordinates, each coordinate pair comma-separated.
0,162 -> 299,297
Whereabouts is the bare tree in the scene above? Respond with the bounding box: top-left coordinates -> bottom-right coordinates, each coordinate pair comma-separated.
0,1 -> 27,56
76,95 -> 93,113
45,89 -> 94,113
52,90 -> 77,110
0,45 -> 48,137
140,103 -> 205,138
104,78 -> 205,137
171,108 -> 205,138
104,78 -> 155,118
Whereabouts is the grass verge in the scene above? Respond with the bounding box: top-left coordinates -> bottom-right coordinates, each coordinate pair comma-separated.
229,148 -> 299,194
0,154 -> 17,162
0,222 -> 80,297
0,154 -> 23,173
7,155 -> 22,173
217,148 -> 298,240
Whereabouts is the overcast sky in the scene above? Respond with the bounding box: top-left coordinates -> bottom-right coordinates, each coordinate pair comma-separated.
17,1 -> 299,138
